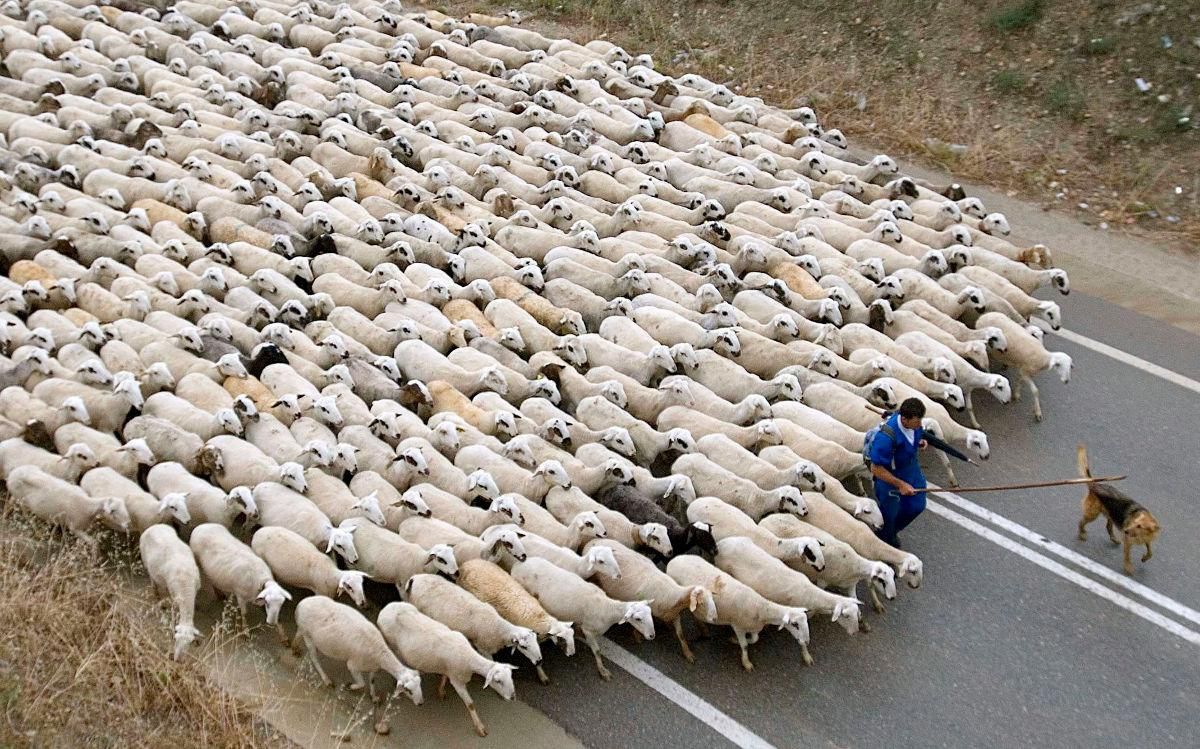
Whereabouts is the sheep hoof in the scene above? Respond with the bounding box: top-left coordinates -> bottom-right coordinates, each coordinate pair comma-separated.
1034,413 -> 1043,423
741,660 -> 754,672
374,720 -> 390,736
860,618 -> 872,633
598,667 -> 612,681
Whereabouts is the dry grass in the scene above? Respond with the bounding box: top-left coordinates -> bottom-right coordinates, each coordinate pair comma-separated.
433,0 -> 1200,248
0,506 -> 287,749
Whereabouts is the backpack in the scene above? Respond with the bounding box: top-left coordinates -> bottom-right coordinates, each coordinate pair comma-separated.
862,418 -> 897,468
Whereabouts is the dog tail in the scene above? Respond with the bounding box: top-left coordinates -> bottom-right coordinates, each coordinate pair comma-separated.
1076,443 -> 1091,478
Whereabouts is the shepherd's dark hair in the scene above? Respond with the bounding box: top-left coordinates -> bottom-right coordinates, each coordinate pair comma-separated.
899,398 -> 926,420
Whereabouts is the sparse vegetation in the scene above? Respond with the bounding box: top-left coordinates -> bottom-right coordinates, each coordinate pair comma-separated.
441,0 -> 1200,246
988,0 -> 1045,33
0,507 -> 285,749
992,70 -> 1029,94
1044,81 -> 1087,121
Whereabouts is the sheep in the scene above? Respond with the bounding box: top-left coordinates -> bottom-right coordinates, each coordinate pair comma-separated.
342,516 -> 458,593
139,524 -> 202,660
581,537 -> 715,662
31,376 -> 144,434
541,483 -> 674,555
760,513 -> 897,617
454,558 -> 577,660
144,391 -> 241,440
790,489 -> 925,589
454,445 -> 571,502
81,467 -> 190,533
714,536 -> 861,662
657,406 -> 781,451
251,526 -> 369,608
145,461 -> 256,530
975,312 -> 1072,423
510,557 -> 654,680
0,438 -> 96,482
666,554 -> 809,672
957,246 -> 1070,295
377,602 -> 516,737
52,424 -> 154,480
291,596 -> 423,705
685,496 -> 825,570
403,573 -> 544,681
251,482 -> 358,564
684,350 -> 803,404
188,523 -> 291,638
7,464 -> 130,548
888,332 -> 1011,429
695,433 -> 824,492
670,453 -> 807,520
406,484 -> 522,535
197,435 -> 307,493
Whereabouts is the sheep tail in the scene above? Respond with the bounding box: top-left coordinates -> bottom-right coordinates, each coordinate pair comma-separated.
1075,443 -> 1091,478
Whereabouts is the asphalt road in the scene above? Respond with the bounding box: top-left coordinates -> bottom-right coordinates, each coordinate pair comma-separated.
510,288 -> 1200,749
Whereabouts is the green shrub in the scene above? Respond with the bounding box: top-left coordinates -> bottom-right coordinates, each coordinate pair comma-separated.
989,0 -> 1045,32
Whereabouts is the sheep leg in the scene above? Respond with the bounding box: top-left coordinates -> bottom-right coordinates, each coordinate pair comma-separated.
964,391 -> 981,430
936,449 -> 959,487
695,620 -> 711,639
673,618 -> 695,663
535,664 -> 550,685
302,635 -> 333,687
799,642 -> 814,667
1024,376 -> 1042,422
451,679 -> 487,737
869,584 -> 886,615
71,529 -> 100,552
437,674 -> 448,700
583,630 -> 612,681
733,628 -> 754,672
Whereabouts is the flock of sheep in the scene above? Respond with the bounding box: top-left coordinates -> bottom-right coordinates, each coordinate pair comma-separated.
0,0 -> 1077,738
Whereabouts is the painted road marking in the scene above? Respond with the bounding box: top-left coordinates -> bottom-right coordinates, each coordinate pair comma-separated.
1035,322 -> 1200,396
926,500 -> 1200,646
933,488 -> 1200,629
600,639 -> 779,749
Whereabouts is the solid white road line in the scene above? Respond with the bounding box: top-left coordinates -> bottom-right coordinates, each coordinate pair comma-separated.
1037,322 -> 1200,396
600,639 -> 780,749
926,500 -> 1200,647
932,488 -> 1200,629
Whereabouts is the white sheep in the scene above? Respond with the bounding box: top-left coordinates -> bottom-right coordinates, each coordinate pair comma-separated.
145,462 -> 255,528
404,573 -> 545,679
292,595 -> 423,704
714,536 -> 861,663
249,478 -> 355,556
80,467 -> 189,533
760,513 -> 897,617
188,523 -> 291,639
511,557 -> 654,680
670,453 -> 807,520
377,602 -> 516,737
586,538 -> 717,662
251,526 -> 369,607
976,312 -> 1072,422
139,524 -> 202,660
341,516 -> 458,593
666,554 -> 809,672
7,465 -> 129,548
695,433 -> 824,492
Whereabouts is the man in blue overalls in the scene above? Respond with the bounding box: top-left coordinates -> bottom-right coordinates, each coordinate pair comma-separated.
869,398 -> 928,548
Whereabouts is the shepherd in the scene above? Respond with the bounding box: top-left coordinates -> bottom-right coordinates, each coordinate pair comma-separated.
867,397 -> 928,548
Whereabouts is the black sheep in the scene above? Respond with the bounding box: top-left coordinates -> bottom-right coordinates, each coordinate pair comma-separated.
596,484 -> 717,558
246,343 -> 288,379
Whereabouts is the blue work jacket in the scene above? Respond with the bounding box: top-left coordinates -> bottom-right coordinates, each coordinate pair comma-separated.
869,414 -> 925,489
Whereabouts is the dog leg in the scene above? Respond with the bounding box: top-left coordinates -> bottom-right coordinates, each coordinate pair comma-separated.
1077,496 -> 1100,540
1105,518 -> 1120,545
1142,542 -> 1153,563
1123,538 -> 1134,575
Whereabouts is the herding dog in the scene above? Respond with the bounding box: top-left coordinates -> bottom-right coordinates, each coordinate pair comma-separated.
1076,444 -> 1159,575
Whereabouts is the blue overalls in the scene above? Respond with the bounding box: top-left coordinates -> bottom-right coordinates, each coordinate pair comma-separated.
869,413 -> 926,547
